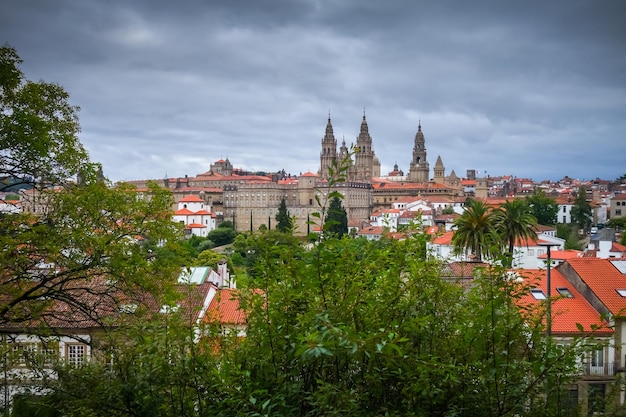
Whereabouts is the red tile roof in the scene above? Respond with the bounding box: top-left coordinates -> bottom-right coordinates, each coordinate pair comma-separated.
538,250 -> 584,260
432,231 -> 454,245
611,242 -> 626,252
519,269 -> 612,335
359,226 -> 385,235
565,258 -> 626,317
205,288 -> 247,325
179,195 -> 205,203
175,208 -> 195,215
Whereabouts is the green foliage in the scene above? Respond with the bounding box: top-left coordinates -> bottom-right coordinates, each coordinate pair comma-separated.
324,196 -> 348,238
275,197 -> 292,233
527,189 -> 558,225
557,224 -> 583,250
194,249 -> 228,269
219,220 -> 234,229
492,199 -> 538,267
570,186 -> 592,231
452,198 -> 499,261
1,180 -> 183,326
1,45 -> 88,192
0,46 -> 185,326
207,226 -> 237,247
46,315 -> 231,417
441,205 -> 456,215
24,235 -> 597,416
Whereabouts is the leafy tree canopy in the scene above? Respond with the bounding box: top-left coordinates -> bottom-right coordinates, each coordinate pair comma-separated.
324,195 -> 348,238
1,44 -> 90,191
275,197 -> 292,232
36,234 -> 595,416
526,188 -> 558,225
0,46 -> 184,326
570,186 -> 593,230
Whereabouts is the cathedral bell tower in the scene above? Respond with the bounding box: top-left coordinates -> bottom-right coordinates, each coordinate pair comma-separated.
318,115 -> 337,179
407,122 -> 430,183
353,113 -> 377,181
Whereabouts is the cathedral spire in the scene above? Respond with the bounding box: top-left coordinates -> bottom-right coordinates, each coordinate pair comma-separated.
319,114 -> 338,179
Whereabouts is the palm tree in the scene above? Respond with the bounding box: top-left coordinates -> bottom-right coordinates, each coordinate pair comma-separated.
452,199 -> 498,262
492,199 -> 537,267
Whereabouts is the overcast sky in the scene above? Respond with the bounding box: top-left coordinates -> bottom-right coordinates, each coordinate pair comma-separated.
2,0 -> 625,183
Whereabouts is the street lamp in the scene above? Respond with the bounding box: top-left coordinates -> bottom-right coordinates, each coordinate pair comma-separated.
538,242 -> 559,337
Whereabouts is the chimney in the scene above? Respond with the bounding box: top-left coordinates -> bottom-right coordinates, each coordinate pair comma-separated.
217,260 -> 232,288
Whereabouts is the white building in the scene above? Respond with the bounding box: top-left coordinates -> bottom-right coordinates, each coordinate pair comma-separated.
172,195 -> 217,238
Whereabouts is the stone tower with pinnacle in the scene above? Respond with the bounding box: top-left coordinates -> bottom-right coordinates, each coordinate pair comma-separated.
318,115 -> 337,179
353,113 -> 379,181
407,122 -> 430,183
433,155 -> 445,183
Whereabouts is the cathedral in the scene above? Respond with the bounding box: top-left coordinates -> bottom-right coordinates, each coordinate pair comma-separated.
319,113 -> 381,181
318,114 -> 464,212
320,114 -> 439,184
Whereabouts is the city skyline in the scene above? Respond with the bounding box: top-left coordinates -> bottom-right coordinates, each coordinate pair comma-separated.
2,0 -> 625,183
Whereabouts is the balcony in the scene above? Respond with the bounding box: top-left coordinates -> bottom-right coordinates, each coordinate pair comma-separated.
583,362 -> 615,377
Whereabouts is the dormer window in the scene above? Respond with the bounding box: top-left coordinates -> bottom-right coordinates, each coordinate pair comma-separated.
556,287 -> 573,298
531,289 -> 547,300
159,304 -> 181,314
119,304 -> 138,314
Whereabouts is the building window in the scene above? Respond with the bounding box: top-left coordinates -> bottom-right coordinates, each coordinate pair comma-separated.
528,249 -> 534,256
11,343 -> 38,366
616,289 -> 626,297
591,347 -> 604,367
530,289 -> 546,300
66,344 -> 86,366
556,287 -> 573,298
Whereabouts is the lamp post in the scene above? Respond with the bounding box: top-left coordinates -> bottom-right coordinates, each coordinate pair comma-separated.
538,242 -> 559,337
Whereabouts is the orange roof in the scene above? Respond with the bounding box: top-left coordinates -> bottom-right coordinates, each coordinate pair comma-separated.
179,195 -> 205,203
174,208 -> 195,215
205,289 -> 247,325
278,178 -> 298,185
300,172 -> 318,177
520,269 -> 612,335
611,242 -> 626,252
425,226 -> 439,235
186,223 -> 206,229
432,231 -> 454,245
538,250 -> 584,260
359,226 -> 385,235
566,258 -> 626,316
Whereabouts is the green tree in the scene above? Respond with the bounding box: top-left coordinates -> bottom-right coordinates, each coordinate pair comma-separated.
0,46 -> 184,326
194,249 -> 228,269
441,205 -> 456,215
207,226 -> 237,247
219,220 -> 234,229
492,198 -> 538,267
557,223 -> 583,250
275,197 -> 292,232
570,186 -> 592,231
452,198 -> 499,262
35,234 -> 594,416
526,189 -> 558,225
324,195 -> 348,237
1,45 -> 89,192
